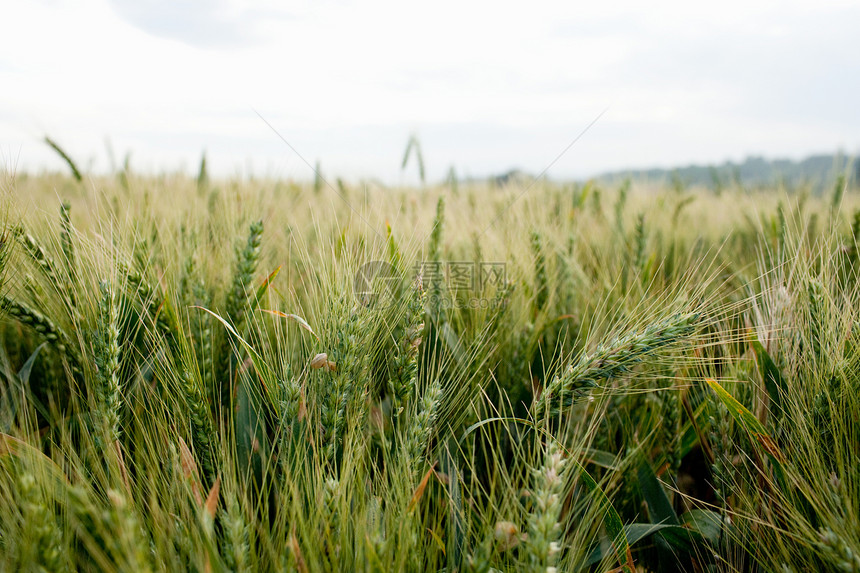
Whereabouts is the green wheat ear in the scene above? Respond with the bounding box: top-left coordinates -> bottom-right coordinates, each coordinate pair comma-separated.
536,312 -> 700,418
613,178 -> 630,232
395,279 -> 425,398
851,209 -> 860,244
118,152 -> 131,190
58,201 -> 79,312
530,230 -> 548,312
181,365 -> 216,482
222,492 -> 250,573
16,472 -> 66,571
197,151 -> 209,193
13,227 -> 62,291
632,212 -> 646,271
44,136 -> 82,182
849,209 -> 860,264
1,296 -> 79,374
95,280 -> 122,443
59,201 -> 75,273
217,219 -> 264,407
404,377 -> 442,478
831,173 -> 846,215
401,134 -> 426,184
223,220 -> 264,336
447,165 -> 458,195
385,222 -> 403,272
424,196 -> 446,330
524,438 -> 567,571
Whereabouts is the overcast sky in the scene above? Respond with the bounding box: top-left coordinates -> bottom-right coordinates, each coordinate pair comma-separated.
1,0 -> 858,183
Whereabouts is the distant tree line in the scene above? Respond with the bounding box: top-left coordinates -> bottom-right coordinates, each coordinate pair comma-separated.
594,152 -> 858,192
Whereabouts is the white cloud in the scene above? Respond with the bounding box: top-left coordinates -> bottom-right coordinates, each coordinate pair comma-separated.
1,0 -> 858,182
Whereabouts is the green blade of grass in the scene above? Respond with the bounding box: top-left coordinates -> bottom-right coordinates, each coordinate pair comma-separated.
261,309 -> 319,341
248,266 -> 281,313
705,378 -> 784,465
748,330 -> 787,419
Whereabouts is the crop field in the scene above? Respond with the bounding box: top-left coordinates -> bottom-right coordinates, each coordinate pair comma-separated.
0,159 -> 858,572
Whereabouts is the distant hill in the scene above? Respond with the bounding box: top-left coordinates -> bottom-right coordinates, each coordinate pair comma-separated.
593,152 -> 859,191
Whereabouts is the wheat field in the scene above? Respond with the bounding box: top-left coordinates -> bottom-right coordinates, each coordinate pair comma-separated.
0,159 -> 858,572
